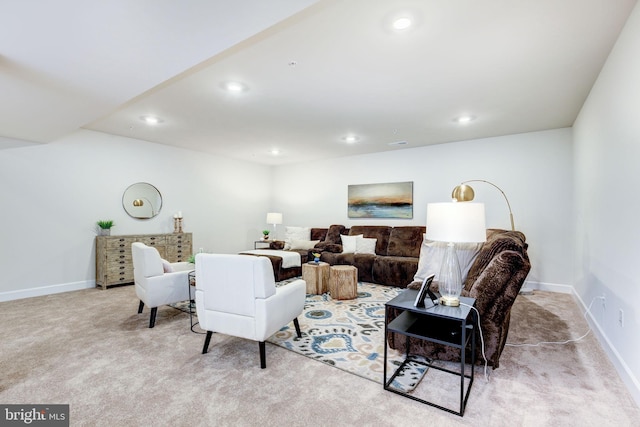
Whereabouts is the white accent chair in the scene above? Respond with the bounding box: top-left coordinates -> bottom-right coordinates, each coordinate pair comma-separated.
195,253 -> 306,369
132,242 -> 194,328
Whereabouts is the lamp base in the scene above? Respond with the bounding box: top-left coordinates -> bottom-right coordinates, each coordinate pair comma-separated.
439,295 -> 460,307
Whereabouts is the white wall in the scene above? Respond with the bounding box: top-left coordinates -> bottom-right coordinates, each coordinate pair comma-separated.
0,129 -> 271,300
272,128 -> 574,289
573,2 -> 640,402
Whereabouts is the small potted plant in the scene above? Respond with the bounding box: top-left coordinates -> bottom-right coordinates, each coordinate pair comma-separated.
97,220 -> 114,236
262,230 -> 270,241
312,252 -> 321,264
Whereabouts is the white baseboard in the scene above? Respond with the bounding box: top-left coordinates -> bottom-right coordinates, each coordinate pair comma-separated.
571,289 -> 640,407
0,280 -> 96,302
521,280 -> 573,294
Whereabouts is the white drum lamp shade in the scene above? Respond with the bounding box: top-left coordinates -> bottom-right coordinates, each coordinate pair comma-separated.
425,202 -> 486,306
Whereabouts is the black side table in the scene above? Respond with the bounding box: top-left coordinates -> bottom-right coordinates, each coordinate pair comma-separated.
187,270 -> 200,333
384,289 -> 476,416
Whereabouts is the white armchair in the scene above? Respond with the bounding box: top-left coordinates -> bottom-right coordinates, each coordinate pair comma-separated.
132,242 -> 194,328
195,253 -> 306,369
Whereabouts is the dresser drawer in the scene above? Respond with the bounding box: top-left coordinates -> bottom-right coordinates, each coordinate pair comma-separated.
137,235 -> 167,247
106,237 -> 135,250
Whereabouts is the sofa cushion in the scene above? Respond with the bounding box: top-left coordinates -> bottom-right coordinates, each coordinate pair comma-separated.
323,224 -> 346,244
283,226 -> 310,250
372,256 -> 419,288
464,229 -> 527,291
341,234 -> 363,253
289,239 -> 320,250
355,237 -> 377,255
269,240 -> 285,250
348,226 -> 391,255
387,226 -> 425,257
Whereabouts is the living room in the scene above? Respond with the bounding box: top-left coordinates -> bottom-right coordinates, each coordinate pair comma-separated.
1,1 -> 639,424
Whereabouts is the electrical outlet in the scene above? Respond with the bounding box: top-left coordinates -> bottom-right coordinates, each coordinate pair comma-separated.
618,309 -> 624,327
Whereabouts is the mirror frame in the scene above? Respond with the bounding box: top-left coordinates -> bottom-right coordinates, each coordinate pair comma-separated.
122,182 -> 163,219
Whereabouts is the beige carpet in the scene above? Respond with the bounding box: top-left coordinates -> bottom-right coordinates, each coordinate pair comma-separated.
1,284 -> 638,426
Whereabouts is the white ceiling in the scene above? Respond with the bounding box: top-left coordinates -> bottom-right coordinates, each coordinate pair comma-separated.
1,0 -> 637,165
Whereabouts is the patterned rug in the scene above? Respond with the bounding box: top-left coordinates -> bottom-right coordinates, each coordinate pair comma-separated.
268,281 -> 428,391
172,280 -> 428,390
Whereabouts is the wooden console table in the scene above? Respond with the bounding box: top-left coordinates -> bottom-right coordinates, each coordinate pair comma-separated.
95,232 -> 192,289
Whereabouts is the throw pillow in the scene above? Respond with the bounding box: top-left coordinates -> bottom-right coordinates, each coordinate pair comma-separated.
413,235 -> 482,283
355,237 -> 377,255
269,240 -> 285,250
341,234 -> 363,254
289,239 -> 320,250
284,226 -> 311,250
161,258 -> 174,273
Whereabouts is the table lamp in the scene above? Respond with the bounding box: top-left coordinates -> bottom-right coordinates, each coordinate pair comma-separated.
425,202 -> 486,306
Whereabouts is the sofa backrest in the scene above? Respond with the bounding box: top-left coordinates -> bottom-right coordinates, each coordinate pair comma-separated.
310,228 -> 328,242
386,226 -> 426,258
464,228 -> 529,290
348,226 -> 392,255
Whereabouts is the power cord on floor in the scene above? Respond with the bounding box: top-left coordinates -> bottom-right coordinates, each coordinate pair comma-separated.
459,302 -> 489,382
505,297 -> 599,348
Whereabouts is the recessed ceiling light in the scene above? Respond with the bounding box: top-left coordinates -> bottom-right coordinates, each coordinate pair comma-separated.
454,115 -> 476,124
342,135 -> 359,144
270,149 -> 280,155
140,115 -> 163,125
392,17 -> 412,30
223,81 -> 248,93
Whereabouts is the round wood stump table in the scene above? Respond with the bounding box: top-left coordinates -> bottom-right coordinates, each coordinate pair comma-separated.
329,265 -> 358,300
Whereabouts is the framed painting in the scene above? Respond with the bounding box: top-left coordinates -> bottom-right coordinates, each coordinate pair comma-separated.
348,181 -> 413,219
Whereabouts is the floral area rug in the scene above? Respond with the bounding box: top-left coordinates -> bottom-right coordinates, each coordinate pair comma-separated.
269,281 -> 428,391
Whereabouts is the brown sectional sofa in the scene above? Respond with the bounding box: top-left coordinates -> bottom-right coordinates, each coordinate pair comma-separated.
252,224 -> 531,369
259,224 -> 424,287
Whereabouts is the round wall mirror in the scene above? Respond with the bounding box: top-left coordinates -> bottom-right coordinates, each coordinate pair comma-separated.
122,182 -> 163,219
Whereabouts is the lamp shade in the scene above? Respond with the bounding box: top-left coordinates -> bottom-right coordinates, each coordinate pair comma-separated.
425,202 -> 486,243
266,212 -> 283,225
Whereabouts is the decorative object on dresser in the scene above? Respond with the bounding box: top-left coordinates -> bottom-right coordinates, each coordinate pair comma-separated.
96,220 -> 114,236
95,232 -> 192,290
173,211 -> 183,233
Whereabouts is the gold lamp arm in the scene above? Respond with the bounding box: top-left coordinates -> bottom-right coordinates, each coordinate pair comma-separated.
452,180 -> 515,231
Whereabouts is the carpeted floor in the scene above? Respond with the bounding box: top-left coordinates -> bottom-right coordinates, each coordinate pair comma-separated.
1,283 -> 639,426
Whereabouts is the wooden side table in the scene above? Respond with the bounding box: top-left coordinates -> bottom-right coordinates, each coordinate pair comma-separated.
329,265 -> 358,300
302,262 -> 330,294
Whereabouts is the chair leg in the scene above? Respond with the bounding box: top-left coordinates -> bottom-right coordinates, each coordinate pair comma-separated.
137,300 -> 144,314
202,331 -> 213,354
259,341 -> 266,369
149,307 -> 157,328
293,317 -> 302,338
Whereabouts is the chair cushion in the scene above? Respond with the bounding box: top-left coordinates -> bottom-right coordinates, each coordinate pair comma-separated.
132,242 -> 164,278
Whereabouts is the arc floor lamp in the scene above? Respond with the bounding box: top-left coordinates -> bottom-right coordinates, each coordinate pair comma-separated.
451,180 -> 532,294
451,180 -> 515,231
